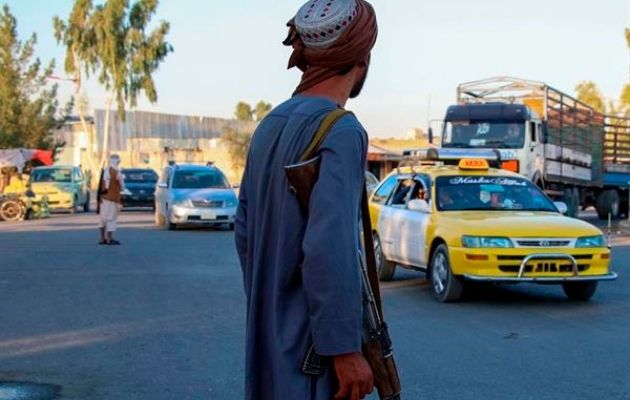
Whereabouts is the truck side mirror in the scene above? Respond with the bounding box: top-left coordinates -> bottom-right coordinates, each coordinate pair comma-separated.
541,122 -> 548,144
428,127 -> 434,144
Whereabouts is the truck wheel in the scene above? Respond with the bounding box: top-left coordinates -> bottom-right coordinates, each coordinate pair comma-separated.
563,188 -> 579,218
562,281 -> 597,301
374,233 -> 396,281
430,244 -> 464,302
596,190 -> 620,220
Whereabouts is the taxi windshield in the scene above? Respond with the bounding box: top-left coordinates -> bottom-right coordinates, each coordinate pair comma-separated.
442,121 -> 525,149
435,175 -> 557,212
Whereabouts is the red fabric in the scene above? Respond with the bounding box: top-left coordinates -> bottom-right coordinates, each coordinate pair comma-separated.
284,0 -> 378,95
33,150 -> 54,166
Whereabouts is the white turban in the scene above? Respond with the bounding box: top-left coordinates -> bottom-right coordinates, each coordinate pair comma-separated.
103,154 -> 123,189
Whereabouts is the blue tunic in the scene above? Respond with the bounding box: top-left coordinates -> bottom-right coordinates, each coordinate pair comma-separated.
235,95 -> 368,400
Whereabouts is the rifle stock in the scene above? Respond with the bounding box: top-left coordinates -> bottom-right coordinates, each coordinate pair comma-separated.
284,157 -> 321,211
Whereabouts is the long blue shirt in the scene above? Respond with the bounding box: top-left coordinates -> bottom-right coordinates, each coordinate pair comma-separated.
235,95 -> 368,400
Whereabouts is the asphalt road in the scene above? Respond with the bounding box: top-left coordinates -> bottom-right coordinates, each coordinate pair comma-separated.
0,212 -> 628,400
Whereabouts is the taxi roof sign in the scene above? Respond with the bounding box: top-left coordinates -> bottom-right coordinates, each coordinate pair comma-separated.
459,158 -> 489,170
426,148 -> 500,161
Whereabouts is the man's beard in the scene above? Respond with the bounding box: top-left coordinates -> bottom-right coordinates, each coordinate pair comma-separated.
349,66 -> 369,99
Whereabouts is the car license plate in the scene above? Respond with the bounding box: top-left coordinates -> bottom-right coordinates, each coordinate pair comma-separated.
201,211 -> 216,220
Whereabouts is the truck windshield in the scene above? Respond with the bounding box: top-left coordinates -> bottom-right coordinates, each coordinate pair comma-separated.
435,176 -> 557,212
442,121 -> 525,149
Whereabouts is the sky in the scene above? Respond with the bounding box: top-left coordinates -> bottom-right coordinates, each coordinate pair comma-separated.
7,0 -> 630,138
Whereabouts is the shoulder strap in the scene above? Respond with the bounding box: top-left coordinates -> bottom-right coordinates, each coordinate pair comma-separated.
299,109 -> 350,162
361,186 -> 384,317
297,107 -> 384,316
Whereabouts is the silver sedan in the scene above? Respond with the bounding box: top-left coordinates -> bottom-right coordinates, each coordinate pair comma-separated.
154,164 -> 238,230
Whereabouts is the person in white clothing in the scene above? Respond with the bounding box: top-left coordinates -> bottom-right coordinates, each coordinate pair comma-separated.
97,154 -> 125,245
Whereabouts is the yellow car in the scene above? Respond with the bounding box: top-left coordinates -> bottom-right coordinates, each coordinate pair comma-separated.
29,166 -> 90,212
369,149 -> 617,302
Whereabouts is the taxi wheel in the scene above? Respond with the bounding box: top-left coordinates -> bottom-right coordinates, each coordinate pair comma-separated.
430,244 -> 464,302
562,281 -> 598,301
373,233 -> 396,281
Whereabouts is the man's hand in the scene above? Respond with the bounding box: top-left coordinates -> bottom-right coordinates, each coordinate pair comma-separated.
333,352 -> 374,400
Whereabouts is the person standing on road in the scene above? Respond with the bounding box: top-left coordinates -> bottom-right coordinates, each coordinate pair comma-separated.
235,1 -> 378,399
97,154 -> 124,245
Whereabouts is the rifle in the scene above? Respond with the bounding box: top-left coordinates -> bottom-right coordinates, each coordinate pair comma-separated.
96,168 -> 105,215
284,109 -> 402,400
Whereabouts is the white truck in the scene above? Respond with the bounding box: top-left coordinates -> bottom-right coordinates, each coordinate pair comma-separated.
431,76 -> 630,219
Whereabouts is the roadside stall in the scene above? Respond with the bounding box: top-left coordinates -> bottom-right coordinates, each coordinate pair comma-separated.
0,149 -> 53,221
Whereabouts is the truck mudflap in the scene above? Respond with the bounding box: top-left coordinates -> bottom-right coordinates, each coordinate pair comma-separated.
463,253 -> 618,282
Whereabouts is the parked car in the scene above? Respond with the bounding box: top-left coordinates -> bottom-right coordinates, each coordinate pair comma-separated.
29,166 -> 90,212
154,164 -> 238,230
369,148 -> 617,302
121,168 -> 159,209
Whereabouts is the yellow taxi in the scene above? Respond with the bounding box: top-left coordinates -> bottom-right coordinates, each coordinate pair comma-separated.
369,149 -> 617,302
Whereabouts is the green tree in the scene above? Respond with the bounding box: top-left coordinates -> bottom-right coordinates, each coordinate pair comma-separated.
575,81 -> 605,113
55,0 -> 173,165
235,101 -> 253,121
0,5 -> 71,150
222,127 -> 253,172
254,100 -> 272,121
53,0 -> 98,169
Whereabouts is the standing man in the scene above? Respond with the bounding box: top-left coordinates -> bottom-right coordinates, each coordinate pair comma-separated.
235,1 -> 378,399
97,154 -> 124,245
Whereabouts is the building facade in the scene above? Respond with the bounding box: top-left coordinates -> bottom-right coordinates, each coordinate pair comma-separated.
55,110 -> 257,186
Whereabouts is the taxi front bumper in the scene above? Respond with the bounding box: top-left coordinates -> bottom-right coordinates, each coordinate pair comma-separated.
449,246 -> 617,283
463,272 -> 618,283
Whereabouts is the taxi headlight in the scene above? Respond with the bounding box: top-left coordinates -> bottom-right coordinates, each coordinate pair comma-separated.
575,235 -> 605,248
225,198 -> 238,207
462,236 -> 513,248
174,198 -> 193,208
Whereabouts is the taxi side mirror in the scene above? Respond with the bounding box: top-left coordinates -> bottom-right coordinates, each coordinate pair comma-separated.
554,201 -> 568,215
408,199 -> 431,213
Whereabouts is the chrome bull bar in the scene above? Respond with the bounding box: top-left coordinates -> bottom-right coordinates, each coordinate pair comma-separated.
518,253 -> 578,279
462,252 -> 618,283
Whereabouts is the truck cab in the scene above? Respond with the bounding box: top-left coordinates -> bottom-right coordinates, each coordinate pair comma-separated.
441,103 -> 546,188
